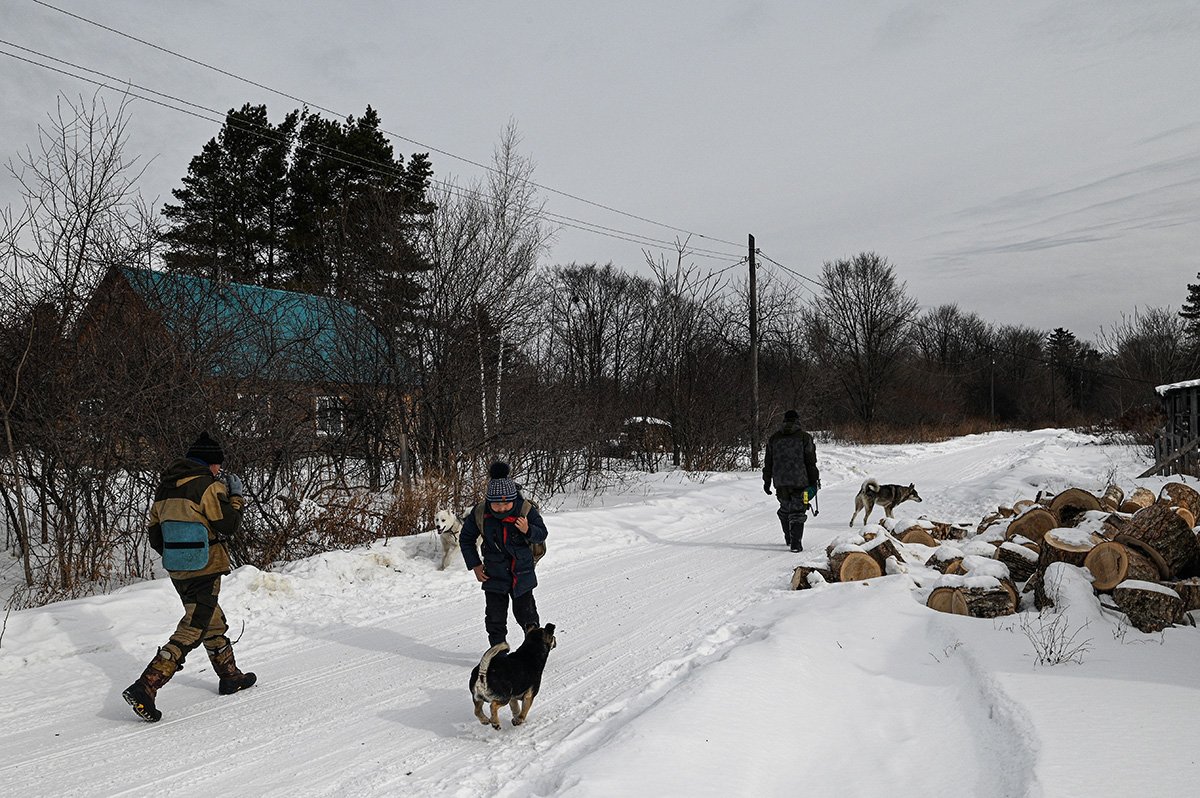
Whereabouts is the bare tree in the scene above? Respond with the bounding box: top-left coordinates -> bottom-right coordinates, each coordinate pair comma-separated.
803,252 -> 918,424
1097,307 -> 1194,416
414,123 -> 550,490
642,242 -> 736,467
0,93 -> 157,603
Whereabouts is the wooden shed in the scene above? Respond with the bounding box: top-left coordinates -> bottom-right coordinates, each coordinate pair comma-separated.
1145,380 -> 1200,477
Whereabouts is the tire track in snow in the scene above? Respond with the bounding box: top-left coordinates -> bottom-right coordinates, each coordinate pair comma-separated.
929,618 -> 1042,798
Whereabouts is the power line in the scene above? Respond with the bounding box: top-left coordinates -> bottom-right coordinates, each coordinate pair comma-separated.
0,40 -> 743,263
28,0 -> 744,250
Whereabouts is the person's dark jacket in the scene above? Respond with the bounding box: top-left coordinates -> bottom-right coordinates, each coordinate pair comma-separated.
147,458 -> 244,579
763,422 -> 820,489
459,495 -> 548,597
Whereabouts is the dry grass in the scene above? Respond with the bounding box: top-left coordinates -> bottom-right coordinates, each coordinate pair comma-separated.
827,418 -> 1007,445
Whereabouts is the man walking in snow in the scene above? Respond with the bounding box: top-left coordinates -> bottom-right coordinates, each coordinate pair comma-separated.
460,461 -> 549,645
122,431 -> 257,722
763,410 -> 820,552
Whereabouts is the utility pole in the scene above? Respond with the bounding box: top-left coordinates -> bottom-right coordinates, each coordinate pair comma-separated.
749,234 -> 760,469
990,356 -> 995,424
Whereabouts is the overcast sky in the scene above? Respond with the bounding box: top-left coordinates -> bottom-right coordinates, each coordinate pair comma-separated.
3,0 -> 1198,339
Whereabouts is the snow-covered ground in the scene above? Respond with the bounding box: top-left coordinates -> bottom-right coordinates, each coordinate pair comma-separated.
2,429 -> 1197,797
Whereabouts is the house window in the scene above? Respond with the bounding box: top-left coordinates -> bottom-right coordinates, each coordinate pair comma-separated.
315,395 -> 346,437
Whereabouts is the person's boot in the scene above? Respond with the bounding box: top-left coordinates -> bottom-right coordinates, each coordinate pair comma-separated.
208,641 -> 257,695
789,519 -> 805,552
778,514 -> 791,547
122,650 -> 180,722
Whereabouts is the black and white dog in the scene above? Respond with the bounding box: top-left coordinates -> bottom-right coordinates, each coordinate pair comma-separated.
850,478 -> 923,526
469,624 -> 557,730
434,509 -> 463,571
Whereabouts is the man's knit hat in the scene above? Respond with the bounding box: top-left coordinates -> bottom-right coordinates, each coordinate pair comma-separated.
185,430 -> 225,465
784,409 -> 800,422
485,461 -> 518,502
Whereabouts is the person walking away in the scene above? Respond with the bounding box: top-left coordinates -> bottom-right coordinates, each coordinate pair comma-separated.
763,410 -> 820,552
122,431 -> 256,722
460,462 -> 549,645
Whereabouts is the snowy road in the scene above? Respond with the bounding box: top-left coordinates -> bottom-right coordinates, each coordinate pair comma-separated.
2,431 -> 1194,797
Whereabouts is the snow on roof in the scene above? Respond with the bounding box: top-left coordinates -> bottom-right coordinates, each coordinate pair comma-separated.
624,416 -> 672,426
1156,379 -> 1200,396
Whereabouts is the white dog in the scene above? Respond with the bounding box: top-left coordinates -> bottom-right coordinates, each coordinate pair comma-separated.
434,509 -> 464,571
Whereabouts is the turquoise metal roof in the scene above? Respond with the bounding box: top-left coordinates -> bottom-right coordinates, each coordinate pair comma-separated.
119,266 -> 391,384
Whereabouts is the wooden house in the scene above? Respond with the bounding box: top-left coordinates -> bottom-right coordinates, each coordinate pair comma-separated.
79,266 -> 399,454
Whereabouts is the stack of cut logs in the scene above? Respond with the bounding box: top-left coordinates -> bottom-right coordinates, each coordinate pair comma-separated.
791,482 -> 1200,632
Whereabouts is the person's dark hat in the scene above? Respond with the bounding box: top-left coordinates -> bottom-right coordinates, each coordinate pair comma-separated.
485,461 -> 518,502
185,430 -> 225,465
784,409 -> 800,422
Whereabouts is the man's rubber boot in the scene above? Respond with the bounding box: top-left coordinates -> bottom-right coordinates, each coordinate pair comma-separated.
122,650 -> 179,722
778,513 -> 791,547
208,641 -> 257,695
789,519 -> 805,552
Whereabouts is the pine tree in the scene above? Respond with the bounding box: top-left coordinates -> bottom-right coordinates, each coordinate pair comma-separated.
1180,272 -> 1200,344
162,104 -> 295,284
1046,327 -> 1085,410
162,102 -> 433,311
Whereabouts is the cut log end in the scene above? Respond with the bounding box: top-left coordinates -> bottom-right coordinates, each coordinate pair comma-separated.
927,586 -> 968,615
1006,508 -> 1056,544
900,527 -> 939,547
834,551 -> 883,582
1084,541 -> 1159,592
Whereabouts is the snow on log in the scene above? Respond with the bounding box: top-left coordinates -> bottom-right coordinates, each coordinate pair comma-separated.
1038,528 -> 1102,570
791,564 -> 835,590
862,535 -> 905,570
925,575 -> 1016,618
1049,488 -> 1102,526
925,546 -> 965,575
962,584 -> 1018,618
1005,507 -> 1057,544
1033,530 -> 1102,609
976,512 -> 1004,536
1012,499 -> 1036,514
1113,580 -> 1186,632
1099,484 -> 1125,512
1083,541 -> 1161,592
996,541 -> 1039,582
1121,503 -> 1200,578
1033,563 -> 1099,612
1118,486 -> 1155,514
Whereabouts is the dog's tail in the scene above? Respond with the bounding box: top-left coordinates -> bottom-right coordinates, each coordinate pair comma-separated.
862,478 -> 880,495
476,641 -> 509,699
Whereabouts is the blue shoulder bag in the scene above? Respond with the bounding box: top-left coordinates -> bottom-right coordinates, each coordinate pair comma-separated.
160,520 -> 211,571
